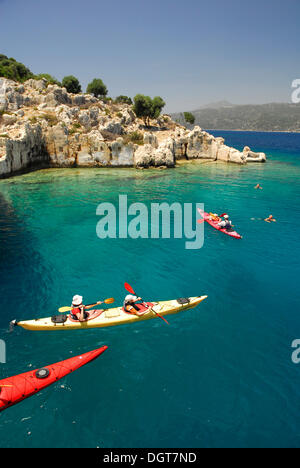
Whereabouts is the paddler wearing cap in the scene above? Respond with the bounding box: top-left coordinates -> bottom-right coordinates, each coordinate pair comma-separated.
218,214 -> 232,229
123,294 -> 145,316
70,295 -> 102,322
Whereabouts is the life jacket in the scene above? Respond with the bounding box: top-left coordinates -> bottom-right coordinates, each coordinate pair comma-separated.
70,306 -> 88,320
70,307 -> 81,320
218,219 -> 232,229
123,301 -> 139,313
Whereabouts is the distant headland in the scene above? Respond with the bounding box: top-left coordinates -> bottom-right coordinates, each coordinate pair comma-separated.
171,101 -> 300,133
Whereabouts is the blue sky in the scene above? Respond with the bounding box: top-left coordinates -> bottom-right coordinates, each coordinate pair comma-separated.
0,0 -> 299,112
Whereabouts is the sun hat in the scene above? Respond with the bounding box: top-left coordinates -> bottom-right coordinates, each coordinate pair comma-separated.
224,215 -> 229,219
125,294 -> 135,302
72,295 -> 83,307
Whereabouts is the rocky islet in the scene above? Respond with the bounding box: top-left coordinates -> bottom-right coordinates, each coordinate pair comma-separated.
0,77 -> 266,178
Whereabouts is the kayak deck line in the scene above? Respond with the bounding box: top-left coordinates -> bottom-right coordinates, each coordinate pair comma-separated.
12,296 -> 208,331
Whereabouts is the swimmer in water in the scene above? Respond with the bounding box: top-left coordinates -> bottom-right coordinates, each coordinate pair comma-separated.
264,215 -> 276,223
255,184 -> 263,189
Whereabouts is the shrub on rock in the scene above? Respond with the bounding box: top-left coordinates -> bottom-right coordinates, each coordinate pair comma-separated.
0,55 -> 34,82
184,112 -> 195,125
133,94 -> 165,126
35,74 -> 61,86
86,79 -> 108,98
115,95 -> 132,105
62,76 -> 81,94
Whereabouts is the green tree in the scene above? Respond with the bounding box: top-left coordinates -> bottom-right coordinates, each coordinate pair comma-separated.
0,55 -> 34,82
115,95 -> 133,105
62,75 -> 81,94
133,94 -> 165,126
150,96 -> 166,120
133,94 -> 152,124
86,78 -> 108,98
35,73 -> 61,86
184,112 -> 195,125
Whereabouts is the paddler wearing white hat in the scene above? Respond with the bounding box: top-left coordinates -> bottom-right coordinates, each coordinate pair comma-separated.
70,295 -> 102,322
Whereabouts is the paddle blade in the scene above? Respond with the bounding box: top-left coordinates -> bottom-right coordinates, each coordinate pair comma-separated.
156,312 -> 169,325
58,306 -> 71,313
124,283 -> 135,295
104,297 -> 114,304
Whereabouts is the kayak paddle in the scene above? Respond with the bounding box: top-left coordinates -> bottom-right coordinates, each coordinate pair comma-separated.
58,297 -> 115,313
124,283 -> 169,325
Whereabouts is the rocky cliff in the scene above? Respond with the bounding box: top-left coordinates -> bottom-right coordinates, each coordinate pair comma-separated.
0,78 -> 266,178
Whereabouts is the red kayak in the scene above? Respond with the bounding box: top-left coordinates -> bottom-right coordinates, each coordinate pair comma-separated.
198,209 -> 242,239
0,346 -> 107,412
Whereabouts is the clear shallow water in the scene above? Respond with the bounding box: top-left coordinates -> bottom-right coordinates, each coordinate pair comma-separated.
0,131 -> 300,448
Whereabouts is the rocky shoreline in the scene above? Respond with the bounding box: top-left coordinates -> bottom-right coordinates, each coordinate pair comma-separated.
0,78 -> 266,179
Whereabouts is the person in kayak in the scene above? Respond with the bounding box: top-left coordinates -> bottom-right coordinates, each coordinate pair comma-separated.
70,295 -> 102,322
123,294 -> 147,316
218,214 -> 232,230
264,214 -> 276,223
209,213 -> 220,221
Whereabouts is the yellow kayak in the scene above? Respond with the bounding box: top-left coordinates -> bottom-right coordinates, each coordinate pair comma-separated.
12,296 -> 207,331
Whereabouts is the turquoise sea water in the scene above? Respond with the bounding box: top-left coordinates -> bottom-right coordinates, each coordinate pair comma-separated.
0,131 -> 300,448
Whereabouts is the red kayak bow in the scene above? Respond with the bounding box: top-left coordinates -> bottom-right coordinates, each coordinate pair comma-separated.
0,346 -> 108,412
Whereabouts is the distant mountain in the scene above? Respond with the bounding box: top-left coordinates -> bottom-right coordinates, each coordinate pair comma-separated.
193,100 -> 235,110
171,102 -> 300,132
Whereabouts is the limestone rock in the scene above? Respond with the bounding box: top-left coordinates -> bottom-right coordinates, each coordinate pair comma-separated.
111,138 -> 135,166
72,94 -> 86,106
243,146 -> 266,163
246,152 -> 266,163
44,86 -> 71,107
143,132 -> 158,148
186,127 -> 215,159
217,145 -> 230,162
78,110 -> 91,128
134,138 -> 175,168
2,114 -> 17,126
134,144 -> 154,167
154,138 -> 175,167
46,124 -> 71,166
228,148 -> 247,164
99,120 -> 124,135
0,125 -> 48,177
173,128 -> 188,159
25,79 -> 47,91
119,108 -> 135,126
